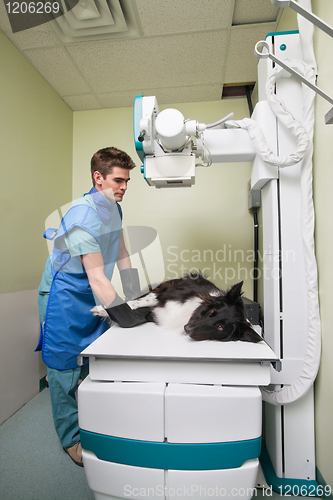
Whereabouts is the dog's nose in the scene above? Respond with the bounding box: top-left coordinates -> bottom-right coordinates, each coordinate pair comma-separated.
184,324 -> 190,333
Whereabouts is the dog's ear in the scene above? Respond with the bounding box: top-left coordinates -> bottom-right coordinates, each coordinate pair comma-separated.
241,324 -> 262,343
224,281 -> 243,303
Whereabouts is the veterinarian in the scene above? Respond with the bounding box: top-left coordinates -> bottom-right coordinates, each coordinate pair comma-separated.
36,147 -> 149,467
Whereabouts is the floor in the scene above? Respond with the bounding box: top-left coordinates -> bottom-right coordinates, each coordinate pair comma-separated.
0,389 -> 94,500
0,389 -> 308,500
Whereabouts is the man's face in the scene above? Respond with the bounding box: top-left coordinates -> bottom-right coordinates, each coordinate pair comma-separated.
94,167 -> 130,203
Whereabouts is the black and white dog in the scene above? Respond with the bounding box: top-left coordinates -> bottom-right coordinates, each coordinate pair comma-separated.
93,273 -> 262,343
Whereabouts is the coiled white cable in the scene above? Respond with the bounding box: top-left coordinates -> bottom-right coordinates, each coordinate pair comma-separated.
225,60 -> 314,167
260,65 -> 321,405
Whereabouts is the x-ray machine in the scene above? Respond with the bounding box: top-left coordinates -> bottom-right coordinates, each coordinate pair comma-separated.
78,11 -> 328,498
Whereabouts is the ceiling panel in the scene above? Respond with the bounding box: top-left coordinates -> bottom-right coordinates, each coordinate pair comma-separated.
224,24 -> 276,83
0,2 -> 59,48
1,24 -> 59,49
25,47 -> 91,95
63,94 -> 103,110
96,90 -> 142,109
135,0 -> 233,35
0,0 -> 282,110
66,31 -> 228,94
144,85 -> 224,105
233,0 -> 279,25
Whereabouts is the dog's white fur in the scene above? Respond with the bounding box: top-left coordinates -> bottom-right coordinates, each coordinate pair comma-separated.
130,295 -> 203,333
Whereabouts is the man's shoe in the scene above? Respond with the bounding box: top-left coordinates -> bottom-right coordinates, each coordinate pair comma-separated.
64,441 -> 83,467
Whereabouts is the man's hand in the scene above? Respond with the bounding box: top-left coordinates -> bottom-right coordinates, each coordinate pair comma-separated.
119,268 -> 142,300
105,294 -> 151,328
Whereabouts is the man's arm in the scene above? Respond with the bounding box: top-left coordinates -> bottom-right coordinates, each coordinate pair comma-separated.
116,235 -> 143,301
81,252 -> 116,307
116,235 -> 132,271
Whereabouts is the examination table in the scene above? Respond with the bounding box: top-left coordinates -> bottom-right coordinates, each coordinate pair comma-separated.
78,322 -> 278,500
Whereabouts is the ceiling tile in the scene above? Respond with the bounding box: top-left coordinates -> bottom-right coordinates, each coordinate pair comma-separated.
24,47 -> 91,95
7,25 -> 59,49
97,85 -> 223,108
0,2 -> 59,48
62,94 -> 103,111
136,0 -> 233,35
97,90 -> 142,108
148,85 -> 223,105
224,24 -> 276,84
0,2 -> 17,33
67,30 -> 228,94
233,0 -> 279,25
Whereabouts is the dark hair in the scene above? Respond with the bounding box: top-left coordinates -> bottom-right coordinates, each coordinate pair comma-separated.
90,147 -> 136,186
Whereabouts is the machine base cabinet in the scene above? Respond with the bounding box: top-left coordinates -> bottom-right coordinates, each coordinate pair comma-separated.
79,379 -> 263,500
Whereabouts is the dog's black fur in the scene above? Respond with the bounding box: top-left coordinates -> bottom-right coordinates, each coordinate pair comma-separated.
144,273 -> 262,343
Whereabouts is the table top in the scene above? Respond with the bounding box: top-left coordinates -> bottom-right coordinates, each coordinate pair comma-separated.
80,322 -> 279,364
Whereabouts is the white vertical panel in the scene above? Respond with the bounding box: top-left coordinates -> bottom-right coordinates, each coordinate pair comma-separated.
264,402 -> 284,478
0,290 -> 39,424
283,388 -> 316,480
261,180 -> 281,356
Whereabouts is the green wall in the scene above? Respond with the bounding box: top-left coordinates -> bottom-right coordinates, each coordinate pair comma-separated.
311,0 -> 333,489
0,30 -> 73,423
0,31 -> 73,294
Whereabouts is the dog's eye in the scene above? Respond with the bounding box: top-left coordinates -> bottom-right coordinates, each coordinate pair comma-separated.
216,325 -> 224,331
208,309 -> 216,317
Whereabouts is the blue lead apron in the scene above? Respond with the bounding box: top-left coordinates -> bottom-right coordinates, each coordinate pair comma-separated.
36,188 -> 122,370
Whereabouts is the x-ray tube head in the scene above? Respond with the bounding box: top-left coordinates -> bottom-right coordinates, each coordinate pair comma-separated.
155,108 -> 187,151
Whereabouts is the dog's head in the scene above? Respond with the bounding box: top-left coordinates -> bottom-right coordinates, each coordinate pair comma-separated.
184,281 -> 262,343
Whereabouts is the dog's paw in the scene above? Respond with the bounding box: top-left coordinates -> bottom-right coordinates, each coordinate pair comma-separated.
128,293 -> 158,310
90,305 -> 108,318
127,299 -> 141,310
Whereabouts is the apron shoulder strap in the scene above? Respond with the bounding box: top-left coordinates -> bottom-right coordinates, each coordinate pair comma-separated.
43,228 -> 58,240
